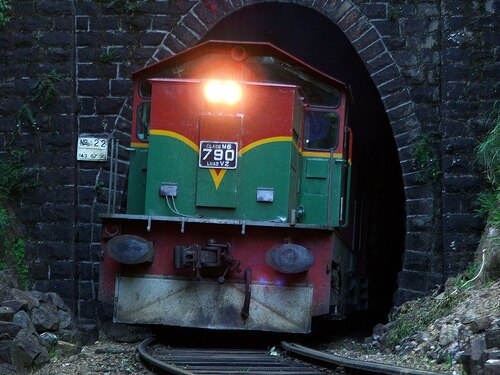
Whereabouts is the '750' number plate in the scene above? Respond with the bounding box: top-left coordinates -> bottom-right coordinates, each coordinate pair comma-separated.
199,141 -> 238,169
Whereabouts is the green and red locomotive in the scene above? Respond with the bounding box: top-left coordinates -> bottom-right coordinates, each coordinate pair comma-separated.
99,41 -> 355,333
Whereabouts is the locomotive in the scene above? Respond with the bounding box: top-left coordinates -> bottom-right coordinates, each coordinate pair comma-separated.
99,40 -> 357,333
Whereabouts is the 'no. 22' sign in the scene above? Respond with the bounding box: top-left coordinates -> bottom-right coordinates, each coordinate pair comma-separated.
77,136 -> 108,161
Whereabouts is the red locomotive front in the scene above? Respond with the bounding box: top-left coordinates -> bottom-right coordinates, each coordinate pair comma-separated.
99,41 -> 353,333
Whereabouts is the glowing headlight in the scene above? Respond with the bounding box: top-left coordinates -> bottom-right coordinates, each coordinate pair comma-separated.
204,80 -> 242,105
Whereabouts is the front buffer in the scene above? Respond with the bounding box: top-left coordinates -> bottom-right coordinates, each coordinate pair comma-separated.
99,216 -> 334,333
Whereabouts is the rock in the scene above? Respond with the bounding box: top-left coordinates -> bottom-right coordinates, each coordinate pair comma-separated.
439,323 -> 459,346
0,307 -> 14,322
1,300 -> 27,314
57,309 -> 73,330
57,328 -> 82,345
9,289 -> 40,311
0,321 -> 23,340
12,311 -> 37,336
55,340 -> 80,357
30,305 -> 60,332
45,293 -> 68,311
484,359 -> 500,375
485,328 -> 500,349
0,363 -> 16,374
471,336 -> 487,364
470,316 -> 493,333
11,329 -> 49,372
0,340 -> 13,364
40,332 -> 58,348
76,323 -> 98,345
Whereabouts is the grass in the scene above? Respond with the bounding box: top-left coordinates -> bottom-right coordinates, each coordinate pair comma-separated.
475,102 -> 499,229
385,290 -> 461,349
0,151 -> 34,289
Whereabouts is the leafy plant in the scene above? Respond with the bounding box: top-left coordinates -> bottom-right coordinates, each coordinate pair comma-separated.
476,103 -> 499,186
96,0 -> 150,15
14,71 -> 64,133
412,133 -> 442,184
0,151 -> 30,201
0,208 -> 29,289
99,49 -> 118,64
387,6 -> 401,22
0,0 -> 11,26
14,103 -> 36,129
0,152 -> 36,289
475,101 -> 499,228
31,71 -> 64,109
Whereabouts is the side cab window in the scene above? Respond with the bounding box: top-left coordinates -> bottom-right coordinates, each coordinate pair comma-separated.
135,79 -> 152,142
304,109 -> 339,151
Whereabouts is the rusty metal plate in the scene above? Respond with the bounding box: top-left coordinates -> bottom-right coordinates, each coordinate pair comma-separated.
114,276 -> 313,333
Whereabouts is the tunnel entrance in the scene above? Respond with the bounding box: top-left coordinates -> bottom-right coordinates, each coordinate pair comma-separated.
203,3 -> 405,324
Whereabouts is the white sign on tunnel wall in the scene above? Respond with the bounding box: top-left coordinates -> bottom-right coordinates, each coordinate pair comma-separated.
77,135 -> 109,161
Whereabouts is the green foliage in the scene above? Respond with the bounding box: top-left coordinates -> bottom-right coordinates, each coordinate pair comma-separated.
476,101 -> 500,228
0,208 -> 29,289
96,0 -> 149,15
0,0 -> 11,26
31,71 -> 64,109
0,152 -> 35,289
476,102 -> 500,187
0,151 -> 30,201
14,71 -> 63,133
14,103 -> 36,129
412,133 -> 442,184
99,49 -> 118,64
387,6 -> 401,22
477,190 -> 500,229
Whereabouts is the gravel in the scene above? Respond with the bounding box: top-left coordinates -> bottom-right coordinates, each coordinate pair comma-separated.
30,340 -> 151,375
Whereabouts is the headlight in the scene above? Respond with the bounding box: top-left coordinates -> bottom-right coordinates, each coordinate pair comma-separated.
265,243 -> 314,274
106,235 -> 154,264
204,80 -> 242,105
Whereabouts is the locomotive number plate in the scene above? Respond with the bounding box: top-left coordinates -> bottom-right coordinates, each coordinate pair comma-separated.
199,141 -> 238,169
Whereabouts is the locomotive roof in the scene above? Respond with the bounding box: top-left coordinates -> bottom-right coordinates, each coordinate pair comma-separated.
132,40 -> 351,101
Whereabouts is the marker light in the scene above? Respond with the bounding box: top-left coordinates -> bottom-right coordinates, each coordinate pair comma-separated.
204,80 -> 242,105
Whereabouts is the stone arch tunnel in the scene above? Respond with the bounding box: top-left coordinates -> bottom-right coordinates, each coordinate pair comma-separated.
0,0 -> 495,322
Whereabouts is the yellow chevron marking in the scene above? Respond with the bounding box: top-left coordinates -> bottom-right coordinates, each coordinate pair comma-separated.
238,136 -> 292,156
208,169 -> 227,189
149,129 -> 199,152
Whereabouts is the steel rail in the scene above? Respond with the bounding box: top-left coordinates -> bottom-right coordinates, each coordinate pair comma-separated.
281,341 -> 446,375
137,336 -> 326,374
137,336 -> 194,375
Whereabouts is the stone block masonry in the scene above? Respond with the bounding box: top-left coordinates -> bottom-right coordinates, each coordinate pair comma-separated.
0,0 -> 497,321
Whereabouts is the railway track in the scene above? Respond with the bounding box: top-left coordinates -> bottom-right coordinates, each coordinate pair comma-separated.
138,336 -> 446,375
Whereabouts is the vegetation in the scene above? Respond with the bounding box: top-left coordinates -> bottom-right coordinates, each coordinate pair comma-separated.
385,290 -> 461,349
475,101 -> 499,228
99,49 -> 118,64
387,6 -> 402,22
96,0 -> 150,15
0,152 -> 33,289
15,70 -> 63,131
0,0 -> 11,26
411,133 -> 442,184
